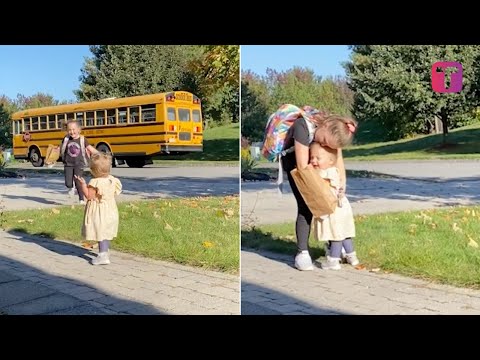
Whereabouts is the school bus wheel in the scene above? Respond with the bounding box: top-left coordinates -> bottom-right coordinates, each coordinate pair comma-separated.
125,158 -> 146,168
29,147 -> 44,167
96,143 -> 116,167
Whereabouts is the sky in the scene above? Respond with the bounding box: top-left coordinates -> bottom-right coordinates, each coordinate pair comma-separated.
241,45 -> 351,78
0,45 -> 91,102
0,45 -> 351,103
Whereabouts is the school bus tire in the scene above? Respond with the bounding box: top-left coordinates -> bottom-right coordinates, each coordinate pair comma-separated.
29,147 -> 44,167
125,158 -> 146,168
96,143 -> 116,167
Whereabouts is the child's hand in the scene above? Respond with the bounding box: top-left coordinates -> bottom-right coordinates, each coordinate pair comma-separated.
74,175 -> 86,185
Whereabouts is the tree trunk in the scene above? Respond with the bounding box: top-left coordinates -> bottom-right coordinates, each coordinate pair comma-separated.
441,112 -> 449,144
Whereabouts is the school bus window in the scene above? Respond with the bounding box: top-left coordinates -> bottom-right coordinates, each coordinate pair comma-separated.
129,107 -> 139,123
107,109 -> 116,124
178,108 -> 190,122
24,118 -> 31,131
56,114 -> 65,129
76,112 -> 85,127
32,117 -> 39,131
192,110 -> 201,123
13,120 -> 19,135
96,110 -> 105,126
48,115 -> 56,129
118,108 -> 127,124
67,113 -> 75,123
39,116 -> 47,130
141,106 -> 155,122
85,111 -> 94,126
167,107 -> 176,121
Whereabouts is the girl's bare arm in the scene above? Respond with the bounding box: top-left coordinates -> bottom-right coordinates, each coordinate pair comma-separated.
336,148 -> 346,196
74,175 -> 99,201
295,140 -> 310,170
86,145 -> 99,156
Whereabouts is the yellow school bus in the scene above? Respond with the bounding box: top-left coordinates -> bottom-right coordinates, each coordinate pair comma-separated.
11,91 -> 203,168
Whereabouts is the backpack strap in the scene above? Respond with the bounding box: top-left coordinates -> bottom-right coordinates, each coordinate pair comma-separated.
80,136 -> 88,166
60,136 -> 69,160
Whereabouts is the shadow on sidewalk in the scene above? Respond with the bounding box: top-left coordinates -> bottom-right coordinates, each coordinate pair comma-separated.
241,227 -> 325,267
2,194 -> 63,206
241,280 -> 348,315
0,253 -> 164,315
8,229 -> 97,263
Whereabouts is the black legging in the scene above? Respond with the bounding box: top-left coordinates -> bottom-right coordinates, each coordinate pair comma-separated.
64,166 -> 85,201
286,169 -> 312,252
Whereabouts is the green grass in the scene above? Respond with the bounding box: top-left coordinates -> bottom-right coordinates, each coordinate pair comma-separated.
153,123 -> 239,163
2,196 -> 239,274
242,206 -> 480,289
344,123 -> 480,160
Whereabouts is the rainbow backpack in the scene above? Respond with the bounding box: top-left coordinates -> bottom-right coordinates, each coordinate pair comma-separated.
261,104 -> 321,162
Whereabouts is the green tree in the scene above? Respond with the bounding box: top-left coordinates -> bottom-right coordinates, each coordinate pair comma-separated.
187,45 -> 240,125
240,67 -> 354,141
241,71 -> 270,141
76,45 -> 201,100
345,45 -> 480,141
76,45 -> 239,125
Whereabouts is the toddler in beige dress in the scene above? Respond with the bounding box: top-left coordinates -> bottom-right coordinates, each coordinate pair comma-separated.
309,142 -> 359,270
75,152 -> 122,265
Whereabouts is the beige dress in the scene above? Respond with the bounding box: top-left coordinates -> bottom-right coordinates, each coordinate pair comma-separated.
82,175 -> 122,241
313,167 -> 356,241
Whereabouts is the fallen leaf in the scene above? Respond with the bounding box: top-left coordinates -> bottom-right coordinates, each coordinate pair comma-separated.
81,242 -> 94,249
153,211 -> 160,219
164,223 -> 173,230
284,235 -> 295,241
430,223 -> 437,229
467,235 -> 478,248
354,264 -> 366,270
224,209 -> 234,217
202,241 -> 214,248
51,208 -> 60,215
452,223 -> 461,232
370,268 -> 381,273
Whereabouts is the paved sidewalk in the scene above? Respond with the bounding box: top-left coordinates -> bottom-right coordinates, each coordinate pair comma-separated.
242,250 -> 480,315
0,230 -> 239,315
242,160 -> 480,315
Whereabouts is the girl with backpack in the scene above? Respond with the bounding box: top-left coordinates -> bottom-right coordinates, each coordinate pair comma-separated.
61,120 -> 99,204
279,109 -> 358,271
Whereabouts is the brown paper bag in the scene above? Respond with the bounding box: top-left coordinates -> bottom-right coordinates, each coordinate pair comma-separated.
45,144 -> 60,166
290,168 -> 337,217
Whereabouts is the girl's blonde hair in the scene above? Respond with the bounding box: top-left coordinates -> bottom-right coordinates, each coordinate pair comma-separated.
312,113 -> 358,148
89,152 -> 111,178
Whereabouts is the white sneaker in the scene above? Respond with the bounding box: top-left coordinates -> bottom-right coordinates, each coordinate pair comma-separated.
321,256 -> 341,270
294,251 -> 314,271
68,188 -> 75,196
345,251 -> 360,266
92,252 -> 110,265
79,200 -> 86,205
